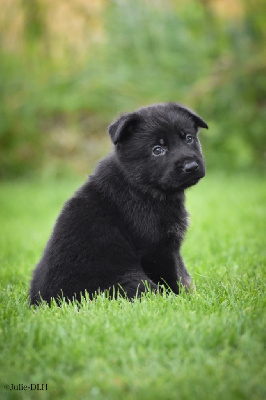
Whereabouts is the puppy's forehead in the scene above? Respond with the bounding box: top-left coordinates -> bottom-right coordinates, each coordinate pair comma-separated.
139,107 -> 195,134
170,111 -> 195,131
167,108 -> 194,126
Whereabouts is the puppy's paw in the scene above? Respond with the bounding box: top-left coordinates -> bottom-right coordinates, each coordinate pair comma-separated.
181,275 -> 196,293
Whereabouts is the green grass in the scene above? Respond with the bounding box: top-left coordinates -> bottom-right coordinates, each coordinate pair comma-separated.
0,172 -> 265,400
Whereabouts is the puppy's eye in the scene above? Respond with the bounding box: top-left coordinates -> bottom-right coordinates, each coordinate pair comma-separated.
186,135 -> 194,144
152,146 -> 165,156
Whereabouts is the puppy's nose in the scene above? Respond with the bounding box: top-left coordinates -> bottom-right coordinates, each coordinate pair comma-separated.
183,161 -> 198,173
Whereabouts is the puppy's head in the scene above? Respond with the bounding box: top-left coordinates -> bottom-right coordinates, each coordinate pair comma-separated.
108,102 -> 208,193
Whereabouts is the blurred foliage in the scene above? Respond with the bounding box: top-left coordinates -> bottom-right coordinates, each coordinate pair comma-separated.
0,0 -> 265,178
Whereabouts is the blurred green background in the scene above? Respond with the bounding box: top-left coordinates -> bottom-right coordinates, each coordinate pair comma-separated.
0,0 -> 265,179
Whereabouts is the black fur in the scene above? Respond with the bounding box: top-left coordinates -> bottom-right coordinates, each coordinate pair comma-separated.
29,102 -> 208,305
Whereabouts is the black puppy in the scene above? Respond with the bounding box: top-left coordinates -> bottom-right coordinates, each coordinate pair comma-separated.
30,102 -> 208,305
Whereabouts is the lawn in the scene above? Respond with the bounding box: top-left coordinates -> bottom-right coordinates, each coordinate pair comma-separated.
0,172 -> 265,400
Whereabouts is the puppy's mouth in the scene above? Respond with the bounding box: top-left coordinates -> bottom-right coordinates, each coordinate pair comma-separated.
156,175 -> 202,193
149,166 -> 205,193
181,177 -> 201,189
180,164 -> 206,189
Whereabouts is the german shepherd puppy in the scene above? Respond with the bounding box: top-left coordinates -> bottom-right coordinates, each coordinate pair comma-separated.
30,102 -> 208,305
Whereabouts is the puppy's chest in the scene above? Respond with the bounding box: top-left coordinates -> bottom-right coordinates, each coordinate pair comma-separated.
124,198 -> 188,247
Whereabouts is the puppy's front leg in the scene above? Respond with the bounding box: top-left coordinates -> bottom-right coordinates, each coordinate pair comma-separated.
115,271 -> 158,299
175,253 -> 192,292
141,248 -> 192,294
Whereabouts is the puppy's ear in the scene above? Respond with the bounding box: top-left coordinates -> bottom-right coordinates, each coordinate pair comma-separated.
176,103 -> 208,129
108,112 -> 140,144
